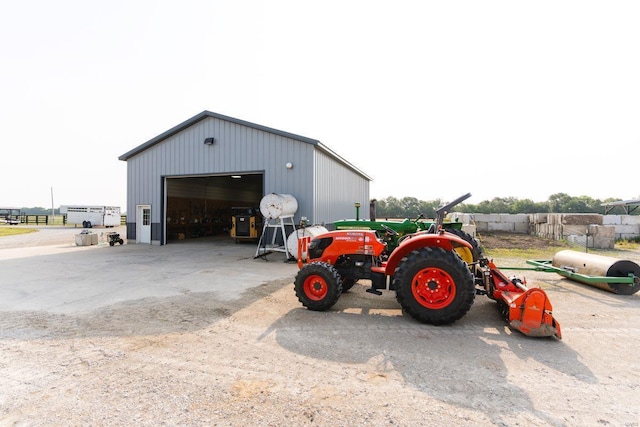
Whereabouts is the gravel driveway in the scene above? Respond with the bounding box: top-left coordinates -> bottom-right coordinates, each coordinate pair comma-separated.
1,227 -> 639,426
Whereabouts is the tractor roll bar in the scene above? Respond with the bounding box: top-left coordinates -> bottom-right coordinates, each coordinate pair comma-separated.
435,193 -> 471,228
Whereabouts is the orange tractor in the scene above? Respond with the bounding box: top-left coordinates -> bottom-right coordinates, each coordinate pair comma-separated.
294,193 -> 561,339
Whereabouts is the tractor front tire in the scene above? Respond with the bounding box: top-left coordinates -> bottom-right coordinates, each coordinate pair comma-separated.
394,247 -> 475,325
294,262 -> 343,311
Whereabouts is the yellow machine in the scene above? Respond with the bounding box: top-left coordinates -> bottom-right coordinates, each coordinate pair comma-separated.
230,207 -> 260,242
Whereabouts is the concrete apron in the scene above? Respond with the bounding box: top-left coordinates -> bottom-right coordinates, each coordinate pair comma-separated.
0,227 -> 298,314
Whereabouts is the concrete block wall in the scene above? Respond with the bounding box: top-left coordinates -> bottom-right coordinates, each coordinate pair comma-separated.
530,213 -> 614,249
461,224 -> 477,238
603,215 -> 640,240
589,224 -> 616,249
446,213 -> 478,238
451,212 -> 640,249
452,213 -> 529,234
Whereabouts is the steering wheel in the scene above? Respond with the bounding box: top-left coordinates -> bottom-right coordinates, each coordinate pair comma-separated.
380,224 -> 399,236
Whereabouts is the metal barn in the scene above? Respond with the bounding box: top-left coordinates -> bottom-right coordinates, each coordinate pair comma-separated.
118,110 -> 371,245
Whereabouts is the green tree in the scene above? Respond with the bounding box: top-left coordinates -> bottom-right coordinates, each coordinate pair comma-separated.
548,193 -> 572,212
373,193 -> 637,218
375,197 -> 403,218
512,199 -> 547,214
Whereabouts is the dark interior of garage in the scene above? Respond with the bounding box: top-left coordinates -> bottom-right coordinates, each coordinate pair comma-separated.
165,174 -> 263,242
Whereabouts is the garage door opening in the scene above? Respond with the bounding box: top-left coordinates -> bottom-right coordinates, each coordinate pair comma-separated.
164,173 -> 263,243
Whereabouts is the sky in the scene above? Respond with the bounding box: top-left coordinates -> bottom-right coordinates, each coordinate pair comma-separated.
1,1 -> 639,210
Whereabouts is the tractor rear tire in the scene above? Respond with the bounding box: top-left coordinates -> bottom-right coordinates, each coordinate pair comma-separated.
294,262 -> 343,311
394,247 -> 475,325
445,228 -> 483,262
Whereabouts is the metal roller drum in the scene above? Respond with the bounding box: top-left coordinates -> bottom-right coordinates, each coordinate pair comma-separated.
551,250 -> 640,295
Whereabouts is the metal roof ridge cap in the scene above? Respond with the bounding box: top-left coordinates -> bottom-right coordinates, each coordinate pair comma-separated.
118,110 -> 211,160
118,110 -> 322,161
315,142 -> 372,181
203,111 -> 321,145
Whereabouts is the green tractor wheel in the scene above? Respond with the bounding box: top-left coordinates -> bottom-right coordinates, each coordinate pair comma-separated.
445,228 -> 483,262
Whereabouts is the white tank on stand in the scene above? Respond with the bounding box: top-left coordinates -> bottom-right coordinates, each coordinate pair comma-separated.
259,193 -> 298,219
256,193 -> 299,259
287,225 -> 329,260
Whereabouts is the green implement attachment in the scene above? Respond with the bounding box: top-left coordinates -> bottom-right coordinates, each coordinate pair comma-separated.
525,258 -> 640,295
492,250 -> 640,295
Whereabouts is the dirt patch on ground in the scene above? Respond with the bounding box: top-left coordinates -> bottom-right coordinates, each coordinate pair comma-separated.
477,231 -> 572,251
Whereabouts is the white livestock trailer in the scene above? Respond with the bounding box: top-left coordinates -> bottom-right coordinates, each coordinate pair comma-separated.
60,205 -> 122,228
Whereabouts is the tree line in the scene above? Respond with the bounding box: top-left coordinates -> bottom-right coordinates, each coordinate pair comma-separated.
373,193 -> 638,219
16,193 -> 637,219
19,207 -> 61,215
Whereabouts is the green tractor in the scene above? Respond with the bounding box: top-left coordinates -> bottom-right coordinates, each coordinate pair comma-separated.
333,193 -> 481,260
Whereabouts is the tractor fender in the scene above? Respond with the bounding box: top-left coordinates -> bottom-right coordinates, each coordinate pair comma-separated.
384,233 -> 473,276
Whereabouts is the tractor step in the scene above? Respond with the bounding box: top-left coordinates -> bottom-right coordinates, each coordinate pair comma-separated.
366,288 -> 383,296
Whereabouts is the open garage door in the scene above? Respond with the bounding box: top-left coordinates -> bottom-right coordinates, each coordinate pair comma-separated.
163,173 -> 263,244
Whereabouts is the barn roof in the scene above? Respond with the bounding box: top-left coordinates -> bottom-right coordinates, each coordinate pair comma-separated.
118,110 -> 371,180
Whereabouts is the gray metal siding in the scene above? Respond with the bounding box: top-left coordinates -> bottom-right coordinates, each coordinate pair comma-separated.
262,132 -> 315,225
125,116 -> 318,236
313,149 -> 370,226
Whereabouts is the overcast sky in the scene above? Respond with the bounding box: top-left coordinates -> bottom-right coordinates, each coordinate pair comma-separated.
1,1 -> 639,210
